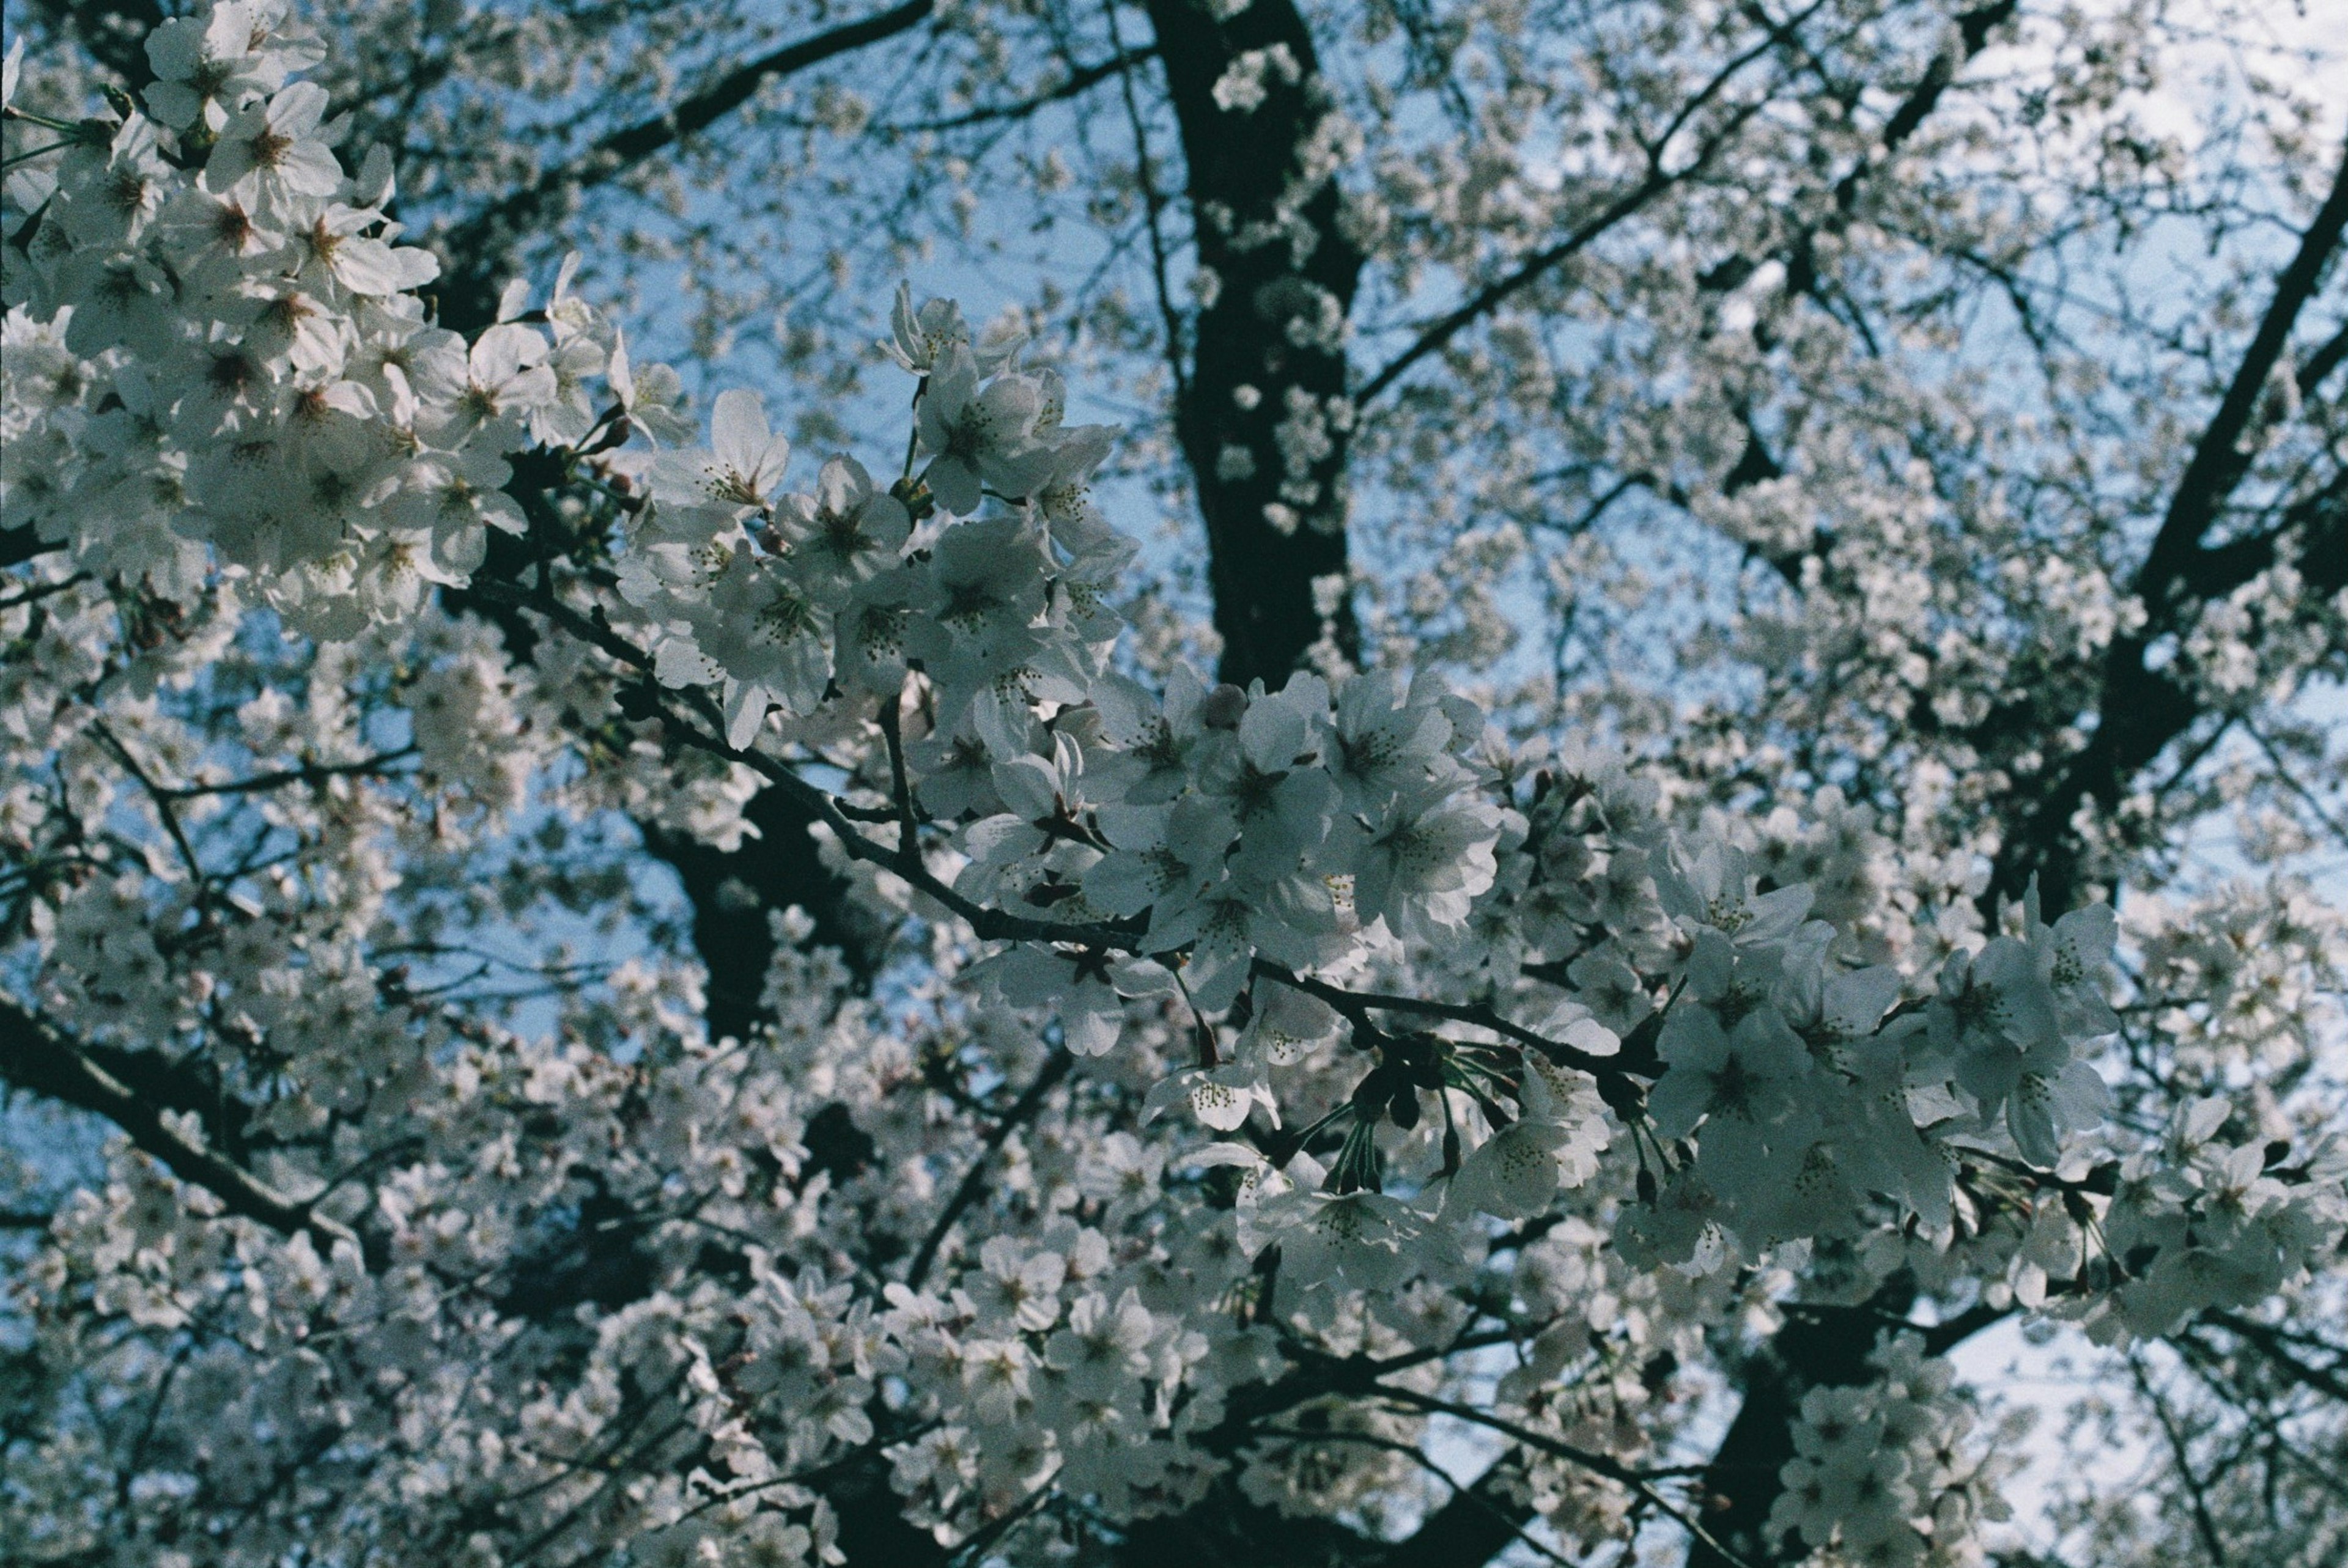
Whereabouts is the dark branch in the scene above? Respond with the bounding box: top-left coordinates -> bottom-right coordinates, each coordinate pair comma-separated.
430,1 -> 938,331
887,46 -> 1155,133
0,996 -> 359,1253
1372,1452 -> 1537,1568
2203,1309 -> 2348,1404
1988,132 -> 2348,911
1354,0 -> 1825,410
904,1048 -> 1074,1290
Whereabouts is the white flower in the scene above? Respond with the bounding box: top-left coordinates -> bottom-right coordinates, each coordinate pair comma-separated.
1450,1055 -> 1609,1220
1043,1289 -> 1154,1398
54,116 -> 171,250
1842,1025 -> 1958,1213
904,515 -> 1049,716
906,718 -> 1005,823
1193,672 -> 1338,863
775,454 -> 909,589
1142,1063 -> 1277,1132
1447,1117 -> 1568,1220
380,446 -> 526,549
605,329 -> 698,443
1085,795 -> 1236,929
530,325 -> 609,446
56,253 -> 179,361
1774,935 -> 1903,1057
1087,666 -> 1214,804
143,3 -> 292,131
1657,831 -> 1815,948
615,494 -> 742,610
652,544 -> 832,746
915,347 -> 1060,513
1145,854 -> 1346,1012
651,388 -> 792,513
194,473 -> 347,573
1034,418 -> 1120,556
1241,984 -> 1342,1064
890,1425 -> 977,1510
1930,933 -> 2080,1151
956,1335 -> 1035,1424
1346,778 -> 1503,944
964,1237 -> 1066,1333
1264,1190 -> 1428,1292
2026,890 -> 2122,1039
976,945 -> 1173,1058
833,564 -> 925,700
882,282 -> 1025,375
203,81 -> 344,216
157,184 -> 290,300
294,204 -> 440,301
1324,667 -> 1456,812
1568,949 -> 1654,1034
2005,1057 -> 2111,1169
412,323 -> 557,444
1080,1132 -> 1170,1223
1648,960 -> 1814,1142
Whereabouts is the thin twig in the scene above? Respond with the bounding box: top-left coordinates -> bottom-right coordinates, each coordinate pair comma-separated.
905,1048 -> 1074,1289
141,746 -> 421,801
1372,1385 -> 1757,1568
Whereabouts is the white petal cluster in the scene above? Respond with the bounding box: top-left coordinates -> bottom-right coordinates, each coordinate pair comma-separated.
1772,1335 -> 2017,1568
1,11 -> 576,641
3,7 -> 2343,1565
9,3 -> 2328,1325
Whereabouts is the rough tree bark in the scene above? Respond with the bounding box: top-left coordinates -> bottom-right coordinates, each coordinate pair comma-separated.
1144,0 -> 1364,690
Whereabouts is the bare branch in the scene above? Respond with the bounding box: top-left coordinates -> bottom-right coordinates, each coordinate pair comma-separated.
153,746 -> 421,801
1375,1385 -> 1757,1568
886,46 -> 1154,134
2130,1353 -> 2233,1567
2203,1309 -> 2348,1405
1990,131 -> 2348,910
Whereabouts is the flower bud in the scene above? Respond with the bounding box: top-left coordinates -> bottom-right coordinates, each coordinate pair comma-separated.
1201,683 -> 1249,729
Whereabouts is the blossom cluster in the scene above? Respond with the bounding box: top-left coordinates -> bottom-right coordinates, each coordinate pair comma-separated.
1772,1334 -> 2017,1568
2,2 -> 660,637
3,6 -> 2344,1565
6,0 -> 2338,1327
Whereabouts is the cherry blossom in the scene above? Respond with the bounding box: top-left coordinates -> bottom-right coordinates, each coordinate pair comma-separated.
2,6 -> 2341,1567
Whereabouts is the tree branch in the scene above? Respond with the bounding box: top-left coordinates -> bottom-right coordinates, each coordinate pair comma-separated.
0,996 -> 358,1254
1987,131 -> 2348,910
2202,1309 -> 2348,1404
1370,1449 -> 1541,1568
887,46 -> 1154,134
2129,1353 -> 2232,1568
431,1 -> 938,331
1375,1386 -> 1754,1568
1353,0 -> 1823,410
461,573 -> 1135,951
152,746 -> 420,801
2140,135 -> 2348,613
904,1048 -> 1074,1290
